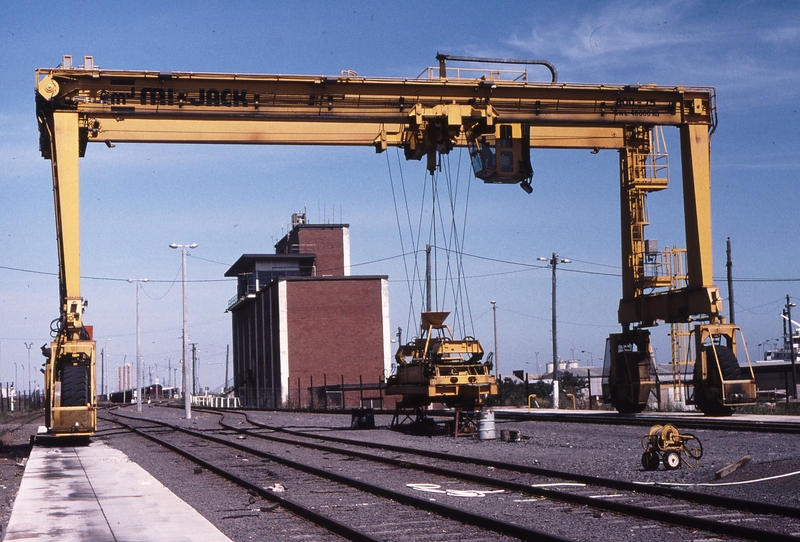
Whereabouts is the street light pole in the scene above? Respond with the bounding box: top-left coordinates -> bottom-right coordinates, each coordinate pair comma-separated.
538,253 -> 571,380
170,243 -> 198,420
24,342 -> 32,396
128,279 -> 148,412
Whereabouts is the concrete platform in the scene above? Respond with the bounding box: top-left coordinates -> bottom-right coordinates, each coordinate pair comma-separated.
4,439 -> 231,541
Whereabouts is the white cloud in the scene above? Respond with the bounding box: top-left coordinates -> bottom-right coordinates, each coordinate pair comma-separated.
758,24 -> 800,46
501,1 -> 800,105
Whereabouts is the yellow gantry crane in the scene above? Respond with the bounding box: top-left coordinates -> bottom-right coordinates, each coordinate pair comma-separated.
35,54 -> 754,433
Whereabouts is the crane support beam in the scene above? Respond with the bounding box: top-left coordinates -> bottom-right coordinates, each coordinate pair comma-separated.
680,124 -> 715,291
49,112 -> 83,328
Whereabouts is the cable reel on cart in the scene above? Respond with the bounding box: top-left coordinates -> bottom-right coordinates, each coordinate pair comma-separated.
641,423 -> 703,470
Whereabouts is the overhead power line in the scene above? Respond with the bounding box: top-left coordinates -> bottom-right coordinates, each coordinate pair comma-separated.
2,258 -> 797,285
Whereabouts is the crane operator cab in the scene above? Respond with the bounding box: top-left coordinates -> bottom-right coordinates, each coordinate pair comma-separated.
468,123 -> 534,193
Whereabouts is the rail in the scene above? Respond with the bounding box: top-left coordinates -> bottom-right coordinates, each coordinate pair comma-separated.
130,406 -> 800,541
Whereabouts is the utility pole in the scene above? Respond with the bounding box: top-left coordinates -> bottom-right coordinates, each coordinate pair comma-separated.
170,243 -> 197,419
538,253 -> 571,380
128,278 -> 148,412
491,301 -> 498,380
786,295 -> 797,398
224,345 -> 229,392
100,347 -> 105,400
425,244 -> 432,312
103,339 -> 110,400
191,342 -> 198,395
726,238 -> 735,324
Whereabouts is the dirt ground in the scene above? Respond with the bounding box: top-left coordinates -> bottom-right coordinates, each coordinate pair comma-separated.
0,412 -> 42,538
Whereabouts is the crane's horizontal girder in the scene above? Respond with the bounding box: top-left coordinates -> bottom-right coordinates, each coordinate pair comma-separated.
36,67 -> 714,155
78,118 -> 625,149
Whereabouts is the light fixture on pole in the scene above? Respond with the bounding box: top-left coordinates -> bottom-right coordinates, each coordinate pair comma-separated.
128,278 -> 148,412
170,242 -> 198,419
537,253 -> 571,380
491,300 -> 498,380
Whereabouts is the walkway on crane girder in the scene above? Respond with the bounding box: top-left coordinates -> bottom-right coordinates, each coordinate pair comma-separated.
4,437 -> 231,541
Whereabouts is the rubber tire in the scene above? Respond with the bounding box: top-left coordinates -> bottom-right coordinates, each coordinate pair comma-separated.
663,450 -> 681,470
60,364 -> 88,407
611,351 -> 647,414
641,449 -> 660,471
693,345 -> 739,416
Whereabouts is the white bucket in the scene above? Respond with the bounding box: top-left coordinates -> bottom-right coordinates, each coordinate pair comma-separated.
477,410 -> 496,440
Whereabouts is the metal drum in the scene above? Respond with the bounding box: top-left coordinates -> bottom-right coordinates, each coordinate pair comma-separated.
477,409 -> 496,440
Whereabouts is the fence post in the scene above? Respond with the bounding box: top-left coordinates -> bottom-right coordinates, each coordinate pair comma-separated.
341,375 -> 345,410
310,374 -> 314,410
323,373 -> 328,410
297,376 -> 301,409
525,373 -> 529,404
786,370 -> 791,405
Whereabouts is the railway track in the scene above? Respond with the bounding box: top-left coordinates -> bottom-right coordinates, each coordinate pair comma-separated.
211,405 -> 800,434
103,410 -> 552,541
103,407 -> 800,541
0,411 -> 44,438
495,410 -> 800,434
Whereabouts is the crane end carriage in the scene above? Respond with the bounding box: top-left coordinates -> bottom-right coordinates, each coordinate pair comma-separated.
43,299 -> 97,436
602,321 -> 756,416
688,322 -> 756,416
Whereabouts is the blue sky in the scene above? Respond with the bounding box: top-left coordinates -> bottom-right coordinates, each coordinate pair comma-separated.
1,1 -> 798,392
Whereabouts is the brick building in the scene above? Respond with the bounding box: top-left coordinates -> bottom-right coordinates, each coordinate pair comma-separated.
226,214 -> 392,408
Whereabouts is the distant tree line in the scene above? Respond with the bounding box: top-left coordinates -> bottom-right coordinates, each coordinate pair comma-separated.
485,371 -> 588,407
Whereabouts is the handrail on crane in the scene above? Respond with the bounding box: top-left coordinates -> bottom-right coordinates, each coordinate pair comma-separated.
436,53 -> 558,83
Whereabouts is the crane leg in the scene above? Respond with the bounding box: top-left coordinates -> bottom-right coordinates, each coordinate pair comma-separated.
45,111 -> 96,436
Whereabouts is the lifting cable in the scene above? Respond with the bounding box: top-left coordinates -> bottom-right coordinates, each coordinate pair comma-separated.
434,150 -> 476,338
386,149 -> 429,334
387,147 -> 478,340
